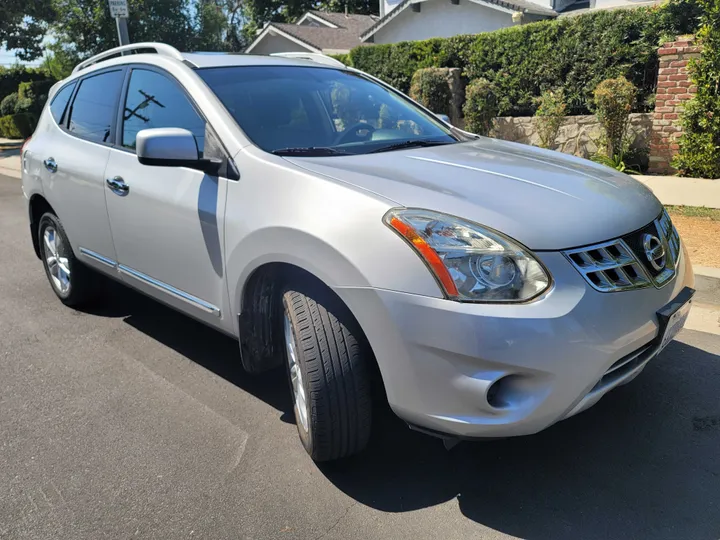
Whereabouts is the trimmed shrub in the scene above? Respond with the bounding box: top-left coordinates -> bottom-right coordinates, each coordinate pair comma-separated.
0,113 -> 37,139
0,93 -> 18,116
0,66 -> 48,105
409,68 -> 452,116
17,79 -> 54,114
593,76 -> 636,158
12,113 -> 38,138
535,89 -> 566,149
674,0 -> 720,178
348,0 -> 700,116
0,115 -> 22,138
463,78 -> 498,136
329,53 -> 351,66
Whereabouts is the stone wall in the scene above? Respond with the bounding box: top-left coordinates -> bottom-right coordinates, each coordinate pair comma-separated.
492,113 -> 653,159
649,35 -> 701,174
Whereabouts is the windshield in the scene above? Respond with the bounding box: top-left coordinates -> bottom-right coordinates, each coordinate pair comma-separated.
197,65 -> 459,156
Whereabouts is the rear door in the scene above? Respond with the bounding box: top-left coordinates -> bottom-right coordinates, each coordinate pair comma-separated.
103,66 -> 229,329
40,68 -> 125,271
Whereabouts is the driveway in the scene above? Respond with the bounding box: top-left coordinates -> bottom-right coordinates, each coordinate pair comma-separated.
1,172 -> 719,539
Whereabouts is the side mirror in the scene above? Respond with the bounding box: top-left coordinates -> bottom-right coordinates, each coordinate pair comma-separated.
434,113 -> 451,124
137,128 -> 220,174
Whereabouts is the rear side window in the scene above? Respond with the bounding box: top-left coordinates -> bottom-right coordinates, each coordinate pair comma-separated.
49,82 -> 76,125
122,69 -> 205,154
67,70 -> 124,143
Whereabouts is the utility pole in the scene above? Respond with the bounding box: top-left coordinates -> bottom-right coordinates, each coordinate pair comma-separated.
108,0 -> 130,47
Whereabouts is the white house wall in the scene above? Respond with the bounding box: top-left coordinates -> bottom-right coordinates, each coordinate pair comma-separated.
249,34 -> 312,55
372,1 -> 513,44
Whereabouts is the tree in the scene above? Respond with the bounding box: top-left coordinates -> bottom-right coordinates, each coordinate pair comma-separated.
51,0 -> 196,59
0,0 -> 56,61
194,0 -> 247,52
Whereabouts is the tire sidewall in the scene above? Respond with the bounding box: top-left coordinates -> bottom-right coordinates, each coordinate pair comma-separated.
282,293 -> 316,457
38,213 -> 73,301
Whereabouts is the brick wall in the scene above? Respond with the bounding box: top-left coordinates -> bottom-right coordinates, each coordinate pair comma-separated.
648,35 -> 701,174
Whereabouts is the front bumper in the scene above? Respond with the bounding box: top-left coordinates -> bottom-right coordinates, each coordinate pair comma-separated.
335,245 -> 694,439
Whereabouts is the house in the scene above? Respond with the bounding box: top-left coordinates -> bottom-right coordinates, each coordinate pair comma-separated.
361,0 -> 662,45
245,11 -> 379,55
246,0 -> 662,54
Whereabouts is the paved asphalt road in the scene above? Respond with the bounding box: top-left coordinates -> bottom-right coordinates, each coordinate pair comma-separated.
1,172 -> 719,540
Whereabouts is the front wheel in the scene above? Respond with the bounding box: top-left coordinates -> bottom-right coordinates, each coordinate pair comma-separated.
282,285 -> 372,461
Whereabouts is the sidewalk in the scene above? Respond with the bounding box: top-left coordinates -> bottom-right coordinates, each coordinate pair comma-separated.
632,175 -> 720,209
0,137 -> 22,179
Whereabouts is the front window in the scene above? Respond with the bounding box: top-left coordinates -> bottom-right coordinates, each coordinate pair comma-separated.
197,65 -> 459,156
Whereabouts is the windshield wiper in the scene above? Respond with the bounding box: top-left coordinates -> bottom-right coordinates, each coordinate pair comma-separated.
272,146 -> 349,156
368,139 -> 454,154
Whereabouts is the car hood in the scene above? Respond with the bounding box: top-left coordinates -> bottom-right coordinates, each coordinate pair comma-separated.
284,138 -> 662,250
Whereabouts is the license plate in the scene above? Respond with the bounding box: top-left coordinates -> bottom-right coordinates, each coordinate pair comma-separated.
657,288 -> 694,353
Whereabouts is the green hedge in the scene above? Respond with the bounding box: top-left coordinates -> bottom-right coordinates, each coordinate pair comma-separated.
674,0 -> 720,178
0,113 -> 37,139
409,68 -> 452,115
349,0 -> 701,116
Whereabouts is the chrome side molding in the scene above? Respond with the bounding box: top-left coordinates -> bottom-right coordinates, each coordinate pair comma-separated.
78,247 -> 220,316
79,247 -> 117,268
118,264 -> 221,316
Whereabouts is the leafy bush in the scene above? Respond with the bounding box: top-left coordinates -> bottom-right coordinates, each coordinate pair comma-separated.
0,93 -> 18,116
11,113 -> 37,138
0,113 -> 37,139
463,78 -> 498,136
674,0 -> 720,178
329,53 -> 351,66
0,66 -> 49,105
535,89 -> 566,149
0,115 -> 22,139
409,68 -> 452,116
348,0 -> 699,116
17,79 -> 54,114
593,76 -> 636,158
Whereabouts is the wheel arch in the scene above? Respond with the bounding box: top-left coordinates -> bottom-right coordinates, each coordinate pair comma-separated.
28,194 -> 56,259
236,260 -> 385,402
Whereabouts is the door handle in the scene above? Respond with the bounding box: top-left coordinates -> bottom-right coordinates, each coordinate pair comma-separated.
43,158 -> 58,173
106,176 -> 129,196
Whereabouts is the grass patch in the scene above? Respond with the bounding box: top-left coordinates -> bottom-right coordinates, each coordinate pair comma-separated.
665,205 -> 720,221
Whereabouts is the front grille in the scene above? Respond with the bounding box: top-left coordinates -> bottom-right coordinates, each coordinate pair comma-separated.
564,239 -> 652,292
564,210 -> 681,293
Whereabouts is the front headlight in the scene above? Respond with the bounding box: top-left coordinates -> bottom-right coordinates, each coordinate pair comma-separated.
384,208 -> 551,302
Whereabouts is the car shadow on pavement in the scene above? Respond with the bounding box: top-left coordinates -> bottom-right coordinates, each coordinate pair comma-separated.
82,278 -> 293,420
84,282 -> 720,539
320,338 -> 720,539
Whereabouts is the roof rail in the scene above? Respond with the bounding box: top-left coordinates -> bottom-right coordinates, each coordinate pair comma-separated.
72,42 -> 184,74
270,52 -> 345,68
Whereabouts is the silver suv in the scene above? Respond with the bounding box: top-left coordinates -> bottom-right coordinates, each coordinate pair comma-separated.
22,43 -> 694,461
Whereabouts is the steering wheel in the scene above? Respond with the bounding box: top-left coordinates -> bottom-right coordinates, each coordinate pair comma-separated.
335,122 -> 376,145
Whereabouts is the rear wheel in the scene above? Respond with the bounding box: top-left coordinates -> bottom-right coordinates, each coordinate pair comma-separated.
38,212 -> 98,307
282,285 -> 372,461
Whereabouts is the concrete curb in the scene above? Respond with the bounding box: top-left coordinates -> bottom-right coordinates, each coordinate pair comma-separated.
694,266 -> 720,280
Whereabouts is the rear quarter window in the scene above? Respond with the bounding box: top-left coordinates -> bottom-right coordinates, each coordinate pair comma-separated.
67,70 -> 124,144
49,82 -> 76,125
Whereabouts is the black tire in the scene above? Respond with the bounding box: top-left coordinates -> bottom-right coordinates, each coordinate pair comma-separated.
282,284 -> 372,462
38,212 -> 97,307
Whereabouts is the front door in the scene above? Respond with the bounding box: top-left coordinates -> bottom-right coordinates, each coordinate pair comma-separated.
103,67 -> 228,328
